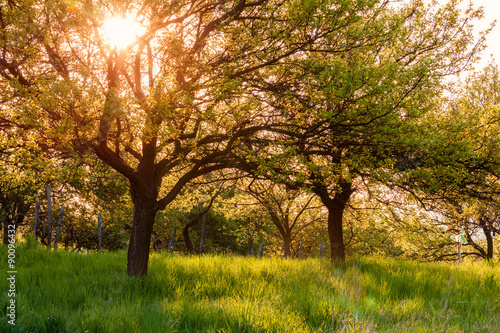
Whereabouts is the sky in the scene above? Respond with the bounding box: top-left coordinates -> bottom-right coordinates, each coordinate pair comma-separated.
471,0 -> 499,70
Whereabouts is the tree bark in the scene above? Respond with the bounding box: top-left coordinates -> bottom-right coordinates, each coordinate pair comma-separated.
326,201 -> 347,261
479,217 -> 494,261
127,191 -> 158,277
283,234 -> 291,258
314,179 -> 353,262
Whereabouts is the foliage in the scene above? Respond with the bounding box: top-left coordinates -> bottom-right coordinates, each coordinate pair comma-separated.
395,63 -> 500,262
0,0 -> 496,275
234,0 -> 488,261
243,178 -> 327,258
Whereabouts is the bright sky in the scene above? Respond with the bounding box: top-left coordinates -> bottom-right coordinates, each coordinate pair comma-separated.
471,0 -> 499,70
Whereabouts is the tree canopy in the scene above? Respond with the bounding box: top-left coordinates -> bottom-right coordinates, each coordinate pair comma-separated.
0,0 -> 493,275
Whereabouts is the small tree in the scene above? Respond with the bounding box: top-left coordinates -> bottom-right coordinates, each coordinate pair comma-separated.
245,179 -> 325,258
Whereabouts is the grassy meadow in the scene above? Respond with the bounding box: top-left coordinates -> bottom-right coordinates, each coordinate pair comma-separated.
1,240 -> 499,332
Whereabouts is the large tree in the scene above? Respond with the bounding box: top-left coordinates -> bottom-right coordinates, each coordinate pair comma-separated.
236,0 -> 487,261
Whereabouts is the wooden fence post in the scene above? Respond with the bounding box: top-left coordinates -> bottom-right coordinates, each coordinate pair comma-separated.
33,197 -> 39,239
298,238 -> 304,259
169,227 -> 177,252
199,214 -> 207,254
46,187 -> 53,247
54,206 -> 64,249
97,214 -> 102,252
320,243 -> 324,258
258,243 -> 264,258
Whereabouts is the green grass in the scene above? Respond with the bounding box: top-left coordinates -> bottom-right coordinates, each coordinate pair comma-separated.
1,241 -> 499,332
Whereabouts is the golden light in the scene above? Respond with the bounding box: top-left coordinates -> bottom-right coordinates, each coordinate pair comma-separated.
101,15 -> 145,50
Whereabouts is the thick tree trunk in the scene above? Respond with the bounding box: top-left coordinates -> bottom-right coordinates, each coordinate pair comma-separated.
314,180 -> 353,262
283,234 -> 291,258
127,195 -> 158,277
326,202 -> 347,261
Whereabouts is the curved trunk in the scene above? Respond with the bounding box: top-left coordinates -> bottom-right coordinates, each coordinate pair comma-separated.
183,223 -> 195,254
127,192 -> 158,277
479,218 -> 494,261
183,215 -> 203,254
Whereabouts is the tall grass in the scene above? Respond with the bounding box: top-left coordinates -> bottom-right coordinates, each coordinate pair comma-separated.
1,240 -> 499,332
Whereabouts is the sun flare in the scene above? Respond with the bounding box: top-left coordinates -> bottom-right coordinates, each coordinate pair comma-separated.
101,15 -> 144,50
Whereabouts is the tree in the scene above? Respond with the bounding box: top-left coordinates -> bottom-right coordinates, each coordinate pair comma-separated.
245,179 -> 325,258
236,0 -> 487,261
438,63 -> 500,261
368,62 -> 500,262
211,181 -> 275,255
0,126 -> 53,243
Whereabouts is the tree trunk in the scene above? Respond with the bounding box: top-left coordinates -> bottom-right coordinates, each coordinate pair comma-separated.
183,215 -> 202,254
314,180 -> 353,262
479,217 -> 494,261
486,231 -> 494,261
183,223 -> 195,254
283,234 -> 291,258
326,203 -> 347,261
127,195 -> 158,277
